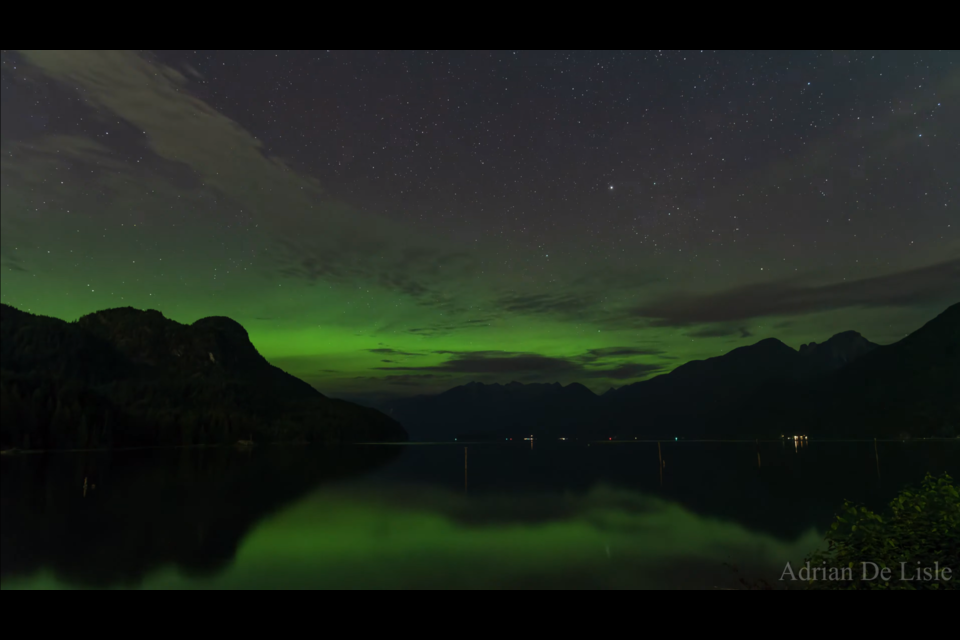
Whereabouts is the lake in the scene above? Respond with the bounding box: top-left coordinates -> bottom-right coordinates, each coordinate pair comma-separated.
2,439 -> 957,589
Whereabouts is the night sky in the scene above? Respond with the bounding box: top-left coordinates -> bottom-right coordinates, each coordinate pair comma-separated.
1,50 -> 957,403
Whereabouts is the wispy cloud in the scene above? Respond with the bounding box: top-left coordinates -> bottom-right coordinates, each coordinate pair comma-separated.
13,50 -> 480,312
495,291 -> 598,320
633,259 -> 960,326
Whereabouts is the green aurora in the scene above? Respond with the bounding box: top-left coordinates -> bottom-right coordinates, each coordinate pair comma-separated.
2,51 -> 958,403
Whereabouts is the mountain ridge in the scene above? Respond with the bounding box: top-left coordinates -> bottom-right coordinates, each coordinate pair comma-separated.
0,304 -> 407,450
381,303 -> 957,441
3,303 -> 955,447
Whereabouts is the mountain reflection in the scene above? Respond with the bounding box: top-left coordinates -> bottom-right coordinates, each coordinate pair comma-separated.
1,445 -> 399,588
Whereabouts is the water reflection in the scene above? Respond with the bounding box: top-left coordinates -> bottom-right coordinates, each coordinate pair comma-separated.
4,482 -> 825,590
1,440 -> 956,590
1,446 -> 399,588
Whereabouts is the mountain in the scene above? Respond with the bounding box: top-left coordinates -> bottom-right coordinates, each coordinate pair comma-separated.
605,338 -> 801,421
797,331 -> 878,376
381,381 -> 601,441
749,302 -> 959,439
0,305 -> 406,450
381,329 -> 879,441
616,303 -> 956,440
600,331 -> 880,437
380,306 -> 955,442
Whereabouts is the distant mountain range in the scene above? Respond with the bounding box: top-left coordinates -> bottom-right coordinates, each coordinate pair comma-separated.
0,305 -> 406,450
382,303 -> 959,441
382,380 -> 602,442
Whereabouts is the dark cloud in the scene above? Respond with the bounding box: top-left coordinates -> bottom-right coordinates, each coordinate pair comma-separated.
432,350 -> 508,356
496,291 -> 597,319
402,315 -> 497,338
394,247 -> 473,277
686,327 -> 733,338
379,352 -> 579,376
577,347 -> 665,362
272,239 -> 378,284
376,349 -> 664,382
376,273 -> 431,299
686,326 -> 754,339
3,259 -> 27,273
634,259 -> 960,326
271,237 -> 474,310
368,348 -> 427,357
568,267 -> 664,293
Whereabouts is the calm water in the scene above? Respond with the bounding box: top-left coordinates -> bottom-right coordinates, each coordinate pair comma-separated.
2,439 -> 957,590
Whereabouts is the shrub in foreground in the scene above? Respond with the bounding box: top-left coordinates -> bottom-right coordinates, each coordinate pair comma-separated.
804,473 -> 959,590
